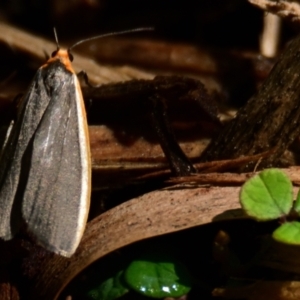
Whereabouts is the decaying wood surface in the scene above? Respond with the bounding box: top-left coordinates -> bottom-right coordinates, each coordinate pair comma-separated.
201,32 -> 300,169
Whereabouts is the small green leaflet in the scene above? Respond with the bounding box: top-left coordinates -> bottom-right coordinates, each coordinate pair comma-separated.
87,270 -> 129,300
240,169 -> 293,221
124,252 -> 192,298
273,222 -> 300,245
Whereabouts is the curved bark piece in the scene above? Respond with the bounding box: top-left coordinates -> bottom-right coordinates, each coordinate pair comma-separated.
31,186 -> 245,299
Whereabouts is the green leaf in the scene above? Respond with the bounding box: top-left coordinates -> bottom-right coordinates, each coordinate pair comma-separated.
87,270 -> 129,300
294,189 -> 300,215
240,169 -> 293,221
273,221 -> 300,245
124,252 -> 192,298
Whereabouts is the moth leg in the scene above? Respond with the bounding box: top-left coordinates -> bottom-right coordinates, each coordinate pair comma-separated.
77,71 -> 102,88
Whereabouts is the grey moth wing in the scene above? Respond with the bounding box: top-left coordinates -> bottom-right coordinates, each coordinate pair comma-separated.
0,70 -> 52,240
0,51 -> 91,257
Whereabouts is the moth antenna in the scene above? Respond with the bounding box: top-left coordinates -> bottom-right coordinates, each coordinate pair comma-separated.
69,27 -> 154,51
53,27 -> 60,51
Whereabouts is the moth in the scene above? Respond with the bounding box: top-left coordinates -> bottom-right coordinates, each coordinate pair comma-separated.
0,28 -> 150,257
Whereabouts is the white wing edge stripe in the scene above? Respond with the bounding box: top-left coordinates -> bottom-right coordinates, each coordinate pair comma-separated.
72,75 -> 90,252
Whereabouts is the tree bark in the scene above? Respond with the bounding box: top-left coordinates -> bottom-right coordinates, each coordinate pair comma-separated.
201,33 -> 300,169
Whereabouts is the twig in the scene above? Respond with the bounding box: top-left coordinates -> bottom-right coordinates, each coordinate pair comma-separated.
260,12 -> 281,57
249,0 -> 300,22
